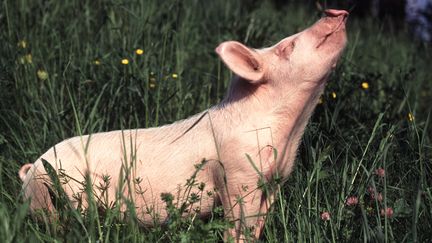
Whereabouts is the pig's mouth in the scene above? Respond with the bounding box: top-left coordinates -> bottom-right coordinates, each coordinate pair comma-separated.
315,10 -> 348,49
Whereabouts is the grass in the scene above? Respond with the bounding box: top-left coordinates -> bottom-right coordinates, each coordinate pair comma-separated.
0,0 -> 431,242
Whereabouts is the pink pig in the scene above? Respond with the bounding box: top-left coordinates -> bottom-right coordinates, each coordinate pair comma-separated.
19,9 -> 348,241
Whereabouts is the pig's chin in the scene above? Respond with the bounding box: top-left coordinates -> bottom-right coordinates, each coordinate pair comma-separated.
315,31 -> 346,72
314,16 -> 347,51
315,27 -> 346,51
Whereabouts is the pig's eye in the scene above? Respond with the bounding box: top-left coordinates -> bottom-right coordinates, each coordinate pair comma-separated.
288,40 -> 297,53
277,39 -> 296,59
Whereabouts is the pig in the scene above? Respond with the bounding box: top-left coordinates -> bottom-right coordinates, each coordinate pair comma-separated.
19,9 -> 348,241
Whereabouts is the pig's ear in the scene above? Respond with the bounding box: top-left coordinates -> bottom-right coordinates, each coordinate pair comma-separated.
215,41 -> 264,83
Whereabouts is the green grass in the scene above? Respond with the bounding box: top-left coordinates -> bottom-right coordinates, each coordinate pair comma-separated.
1,0 -> 431,242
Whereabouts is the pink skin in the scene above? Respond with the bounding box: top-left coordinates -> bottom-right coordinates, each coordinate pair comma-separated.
19,9 -> 348,241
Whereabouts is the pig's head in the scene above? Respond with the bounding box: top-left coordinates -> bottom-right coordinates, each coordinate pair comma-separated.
216,9 -> 348,99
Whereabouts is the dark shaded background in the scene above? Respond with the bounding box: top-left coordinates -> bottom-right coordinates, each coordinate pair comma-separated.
245,0 -> 432,42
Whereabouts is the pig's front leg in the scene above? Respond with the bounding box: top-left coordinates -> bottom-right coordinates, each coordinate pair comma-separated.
222,184 -> 271,242
217,158 -> 275,243
214,143 -> 276,241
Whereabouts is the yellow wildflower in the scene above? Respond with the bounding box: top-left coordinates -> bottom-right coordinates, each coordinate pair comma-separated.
25,54 -> 33,64
149,77 -> 156,89
18,40 -> 27,49
172,73 -> 178,79
19,54 -> 32,64
94,59 -> 101,65
121,59 -> 129,65
37,70 -> 49,80
135,49 -> 144,55
331,92 -> 337,99
408,112 -> 414,122
361,82 -> 369,90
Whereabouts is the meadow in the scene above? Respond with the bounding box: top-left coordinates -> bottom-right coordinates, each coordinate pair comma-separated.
0,0 -> 431,242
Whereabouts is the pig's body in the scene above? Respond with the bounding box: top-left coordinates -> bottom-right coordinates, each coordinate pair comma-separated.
20,9 -> 348,241
23,115 -> 220,222
22,101 -> 286,222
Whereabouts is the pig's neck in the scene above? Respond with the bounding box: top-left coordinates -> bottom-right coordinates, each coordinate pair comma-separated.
273,83 -> 326,174
220,77 -> 325,139
217,78 -> 326,176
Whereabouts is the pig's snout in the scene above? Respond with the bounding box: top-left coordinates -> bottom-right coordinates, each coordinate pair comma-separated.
318,9 -> 348,36
324,9 -> 349,18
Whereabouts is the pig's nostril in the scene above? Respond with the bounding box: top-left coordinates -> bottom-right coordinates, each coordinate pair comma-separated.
324,9 -> 349,17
